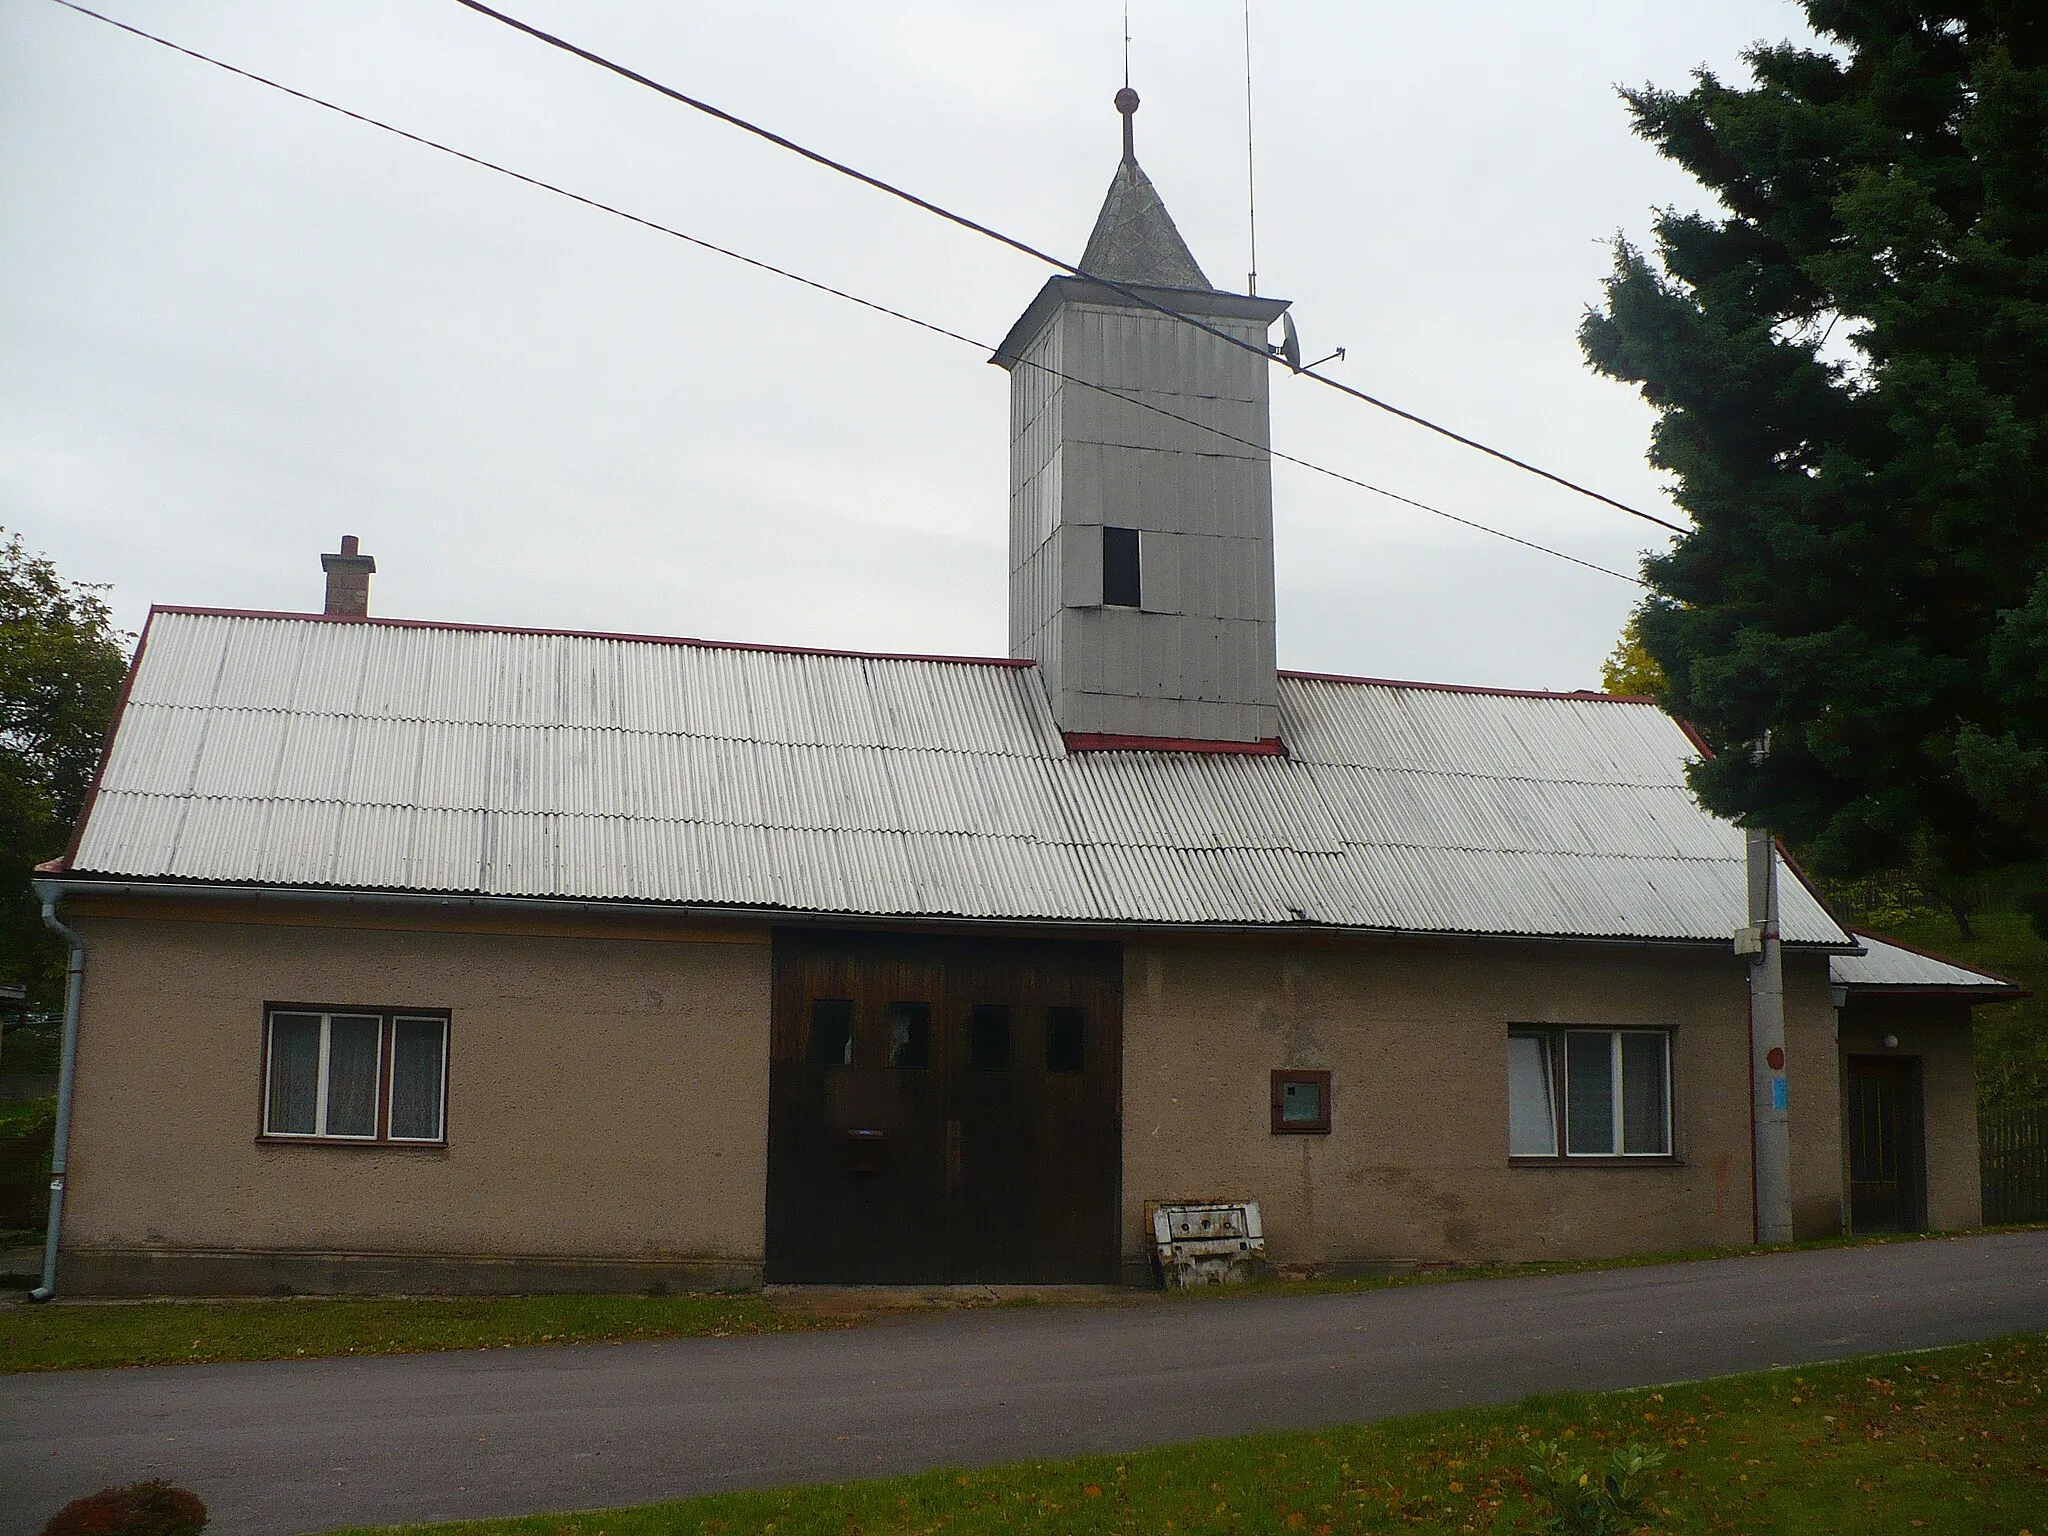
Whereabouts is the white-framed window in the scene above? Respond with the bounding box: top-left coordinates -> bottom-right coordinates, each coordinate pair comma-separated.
1509,1027 -> 1670,1159
263,1007 -> 449,1144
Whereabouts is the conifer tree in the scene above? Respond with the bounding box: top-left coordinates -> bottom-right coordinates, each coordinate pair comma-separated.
1581,3 -> 2048,879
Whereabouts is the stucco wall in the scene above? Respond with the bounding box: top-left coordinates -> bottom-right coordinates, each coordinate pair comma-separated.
57,895 -> 1900,1291
1122,934 -> 1846,1269
1839,995 -> 1981,1230
59,899 -> 772,1291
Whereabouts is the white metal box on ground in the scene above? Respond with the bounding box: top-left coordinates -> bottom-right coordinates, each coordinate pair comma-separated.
1148,1200 -> 1264,1287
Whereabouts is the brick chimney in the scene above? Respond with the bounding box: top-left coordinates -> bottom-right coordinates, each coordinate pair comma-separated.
320,535 -> 376,617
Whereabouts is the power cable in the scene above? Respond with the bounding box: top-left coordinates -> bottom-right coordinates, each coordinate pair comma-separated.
41,0 -> 1644,587
446,0 -> 1688,537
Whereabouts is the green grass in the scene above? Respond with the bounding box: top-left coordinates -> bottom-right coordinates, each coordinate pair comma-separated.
0,1024 -> 62,1073
0,1096 -> 55,1252
326,1334 -> 2048,1536
8,1226 -> 2036,1373
0,1291 -> 849,1372
1182,1224 -> 2039,1304
0,1096 -> 55,1138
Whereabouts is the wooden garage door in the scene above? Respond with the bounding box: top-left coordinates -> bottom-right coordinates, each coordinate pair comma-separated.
765,930 -> 1122,1283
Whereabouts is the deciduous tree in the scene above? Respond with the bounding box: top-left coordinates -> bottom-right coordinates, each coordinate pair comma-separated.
1599,610 -> 1669,698
0,532 -> 129,1005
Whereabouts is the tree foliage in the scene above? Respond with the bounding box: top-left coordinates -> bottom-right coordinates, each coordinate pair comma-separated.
1599,609 -> 1670,698
1580,2 -> 2048,880
0,532 -> 130,1005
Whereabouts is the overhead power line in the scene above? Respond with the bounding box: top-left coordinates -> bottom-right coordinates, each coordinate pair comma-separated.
447,0 -> 1689,538
43,0 -> 1644,588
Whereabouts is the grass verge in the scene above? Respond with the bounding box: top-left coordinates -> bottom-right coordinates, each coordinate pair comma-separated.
1198,1223 -> 2048,1303
328,1334 -> 2048,1535
5,1226 -> 2041,1373
0,1291 -> 848,1372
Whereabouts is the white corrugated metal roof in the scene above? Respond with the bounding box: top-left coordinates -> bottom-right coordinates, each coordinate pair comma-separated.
1832,933 -> 2022,994
65,609 -> 1852,944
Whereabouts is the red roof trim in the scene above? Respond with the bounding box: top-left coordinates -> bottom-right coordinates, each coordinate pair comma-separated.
146,606 -> 1037,670
1062,732 -> 1286,756
1279,669 -> 1656,704
52,609 -> 157,876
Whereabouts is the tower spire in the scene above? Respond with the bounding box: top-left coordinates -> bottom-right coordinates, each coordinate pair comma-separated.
1079,88 -> 1211,290
1116,85 -> 1138,164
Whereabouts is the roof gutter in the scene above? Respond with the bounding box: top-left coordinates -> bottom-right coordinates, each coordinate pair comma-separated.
35,875 -> 1861,952
1836,982 -> 2027,1001
30,881 -> 85,1302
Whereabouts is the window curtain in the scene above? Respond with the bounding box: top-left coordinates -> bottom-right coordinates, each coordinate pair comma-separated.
1621,1032 -> 1670,1155
1564,1030 -> 1616,1155
266,1014 -> 322,1135
1507,1033 -> 1557,1156
390,1017 -> 447,1140
325,1016 -> 382,1137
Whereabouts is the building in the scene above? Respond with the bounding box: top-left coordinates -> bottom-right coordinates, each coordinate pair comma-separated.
33,97 -> 2019,1295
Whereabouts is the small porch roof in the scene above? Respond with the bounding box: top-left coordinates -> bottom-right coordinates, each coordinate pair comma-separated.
1832,932 -> 2027,1000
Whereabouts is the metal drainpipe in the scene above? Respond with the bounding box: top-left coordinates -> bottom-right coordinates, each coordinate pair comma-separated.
30,885 -> 84,1302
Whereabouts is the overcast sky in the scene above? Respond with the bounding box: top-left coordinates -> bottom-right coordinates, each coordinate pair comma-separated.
1,0 -> 1820,688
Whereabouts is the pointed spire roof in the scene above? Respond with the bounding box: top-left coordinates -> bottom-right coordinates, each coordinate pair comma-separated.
1077,89 -> 1213,292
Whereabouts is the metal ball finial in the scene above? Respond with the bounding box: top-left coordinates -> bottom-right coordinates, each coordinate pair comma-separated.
1114,86 -> 1140,116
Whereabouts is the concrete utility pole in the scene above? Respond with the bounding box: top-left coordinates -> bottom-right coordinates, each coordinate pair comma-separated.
1746,827 -> 1794,1244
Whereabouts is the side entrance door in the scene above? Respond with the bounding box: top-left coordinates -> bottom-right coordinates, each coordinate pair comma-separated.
1846,1055 -> 1927,1233
764,929 -> 1123,1283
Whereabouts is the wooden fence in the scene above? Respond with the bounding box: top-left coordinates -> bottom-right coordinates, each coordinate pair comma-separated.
1982,1106 -> 2048,1226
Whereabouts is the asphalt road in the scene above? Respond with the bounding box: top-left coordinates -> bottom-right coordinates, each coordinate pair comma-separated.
5,1230 -> 2046,1536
